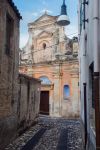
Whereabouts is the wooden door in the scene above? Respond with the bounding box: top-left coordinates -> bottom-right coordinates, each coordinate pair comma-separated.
40,91 -> 49,115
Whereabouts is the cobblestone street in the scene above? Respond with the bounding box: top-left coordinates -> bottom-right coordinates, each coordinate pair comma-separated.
6,116 -> 84,150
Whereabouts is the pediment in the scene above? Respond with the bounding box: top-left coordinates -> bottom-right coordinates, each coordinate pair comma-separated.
38,15 -> 52,22
29,14 -> 58,25
35,14 -> 57,22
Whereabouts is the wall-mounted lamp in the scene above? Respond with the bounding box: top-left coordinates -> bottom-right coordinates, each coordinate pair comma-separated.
57,0 -> 70,26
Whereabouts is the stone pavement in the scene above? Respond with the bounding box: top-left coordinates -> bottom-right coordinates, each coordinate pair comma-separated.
5,116 -> 84,150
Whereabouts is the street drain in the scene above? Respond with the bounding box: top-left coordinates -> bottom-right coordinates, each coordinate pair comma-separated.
56,129 -> 68,150
21,128 -> 46,150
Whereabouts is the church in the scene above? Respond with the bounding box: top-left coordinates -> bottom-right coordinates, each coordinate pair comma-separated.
19,12 -> 80,118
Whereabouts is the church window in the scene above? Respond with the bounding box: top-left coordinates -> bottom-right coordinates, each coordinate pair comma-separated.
43,43 -> 46,49
63,85 -> 70,99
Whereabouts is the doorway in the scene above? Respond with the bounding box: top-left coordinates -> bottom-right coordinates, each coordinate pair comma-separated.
40,91 -> 49,115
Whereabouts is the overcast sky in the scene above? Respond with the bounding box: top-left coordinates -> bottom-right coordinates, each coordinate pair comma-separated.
13,0 -> 78,48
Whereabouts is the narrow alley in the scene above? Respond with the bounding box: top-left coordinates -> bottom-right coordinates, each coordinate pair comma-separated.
6,116 -> 84,150
1,0 -> 100,149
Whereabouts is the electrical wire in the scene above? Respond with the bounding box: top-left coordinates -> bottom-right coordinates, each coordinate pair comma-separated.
20,32 -> 78,56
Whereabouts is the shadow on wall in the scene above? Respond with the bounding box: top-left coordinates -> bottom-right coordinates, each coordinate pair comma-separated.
0,74 -> 41,149
0,116 -> 17,149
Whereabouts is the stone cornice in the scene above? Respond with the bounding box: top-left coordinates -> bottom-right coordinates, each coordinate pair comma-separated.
19,59 -> 79,68
28,21 -> 57,30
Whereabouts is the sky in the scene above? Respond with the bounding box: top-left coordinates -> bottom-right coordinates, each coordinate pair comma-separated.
13,0 -> 78,48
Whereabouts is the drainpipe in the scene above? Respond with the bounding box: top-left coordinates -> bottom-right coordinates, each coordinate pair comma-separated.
93,0 -> 100,149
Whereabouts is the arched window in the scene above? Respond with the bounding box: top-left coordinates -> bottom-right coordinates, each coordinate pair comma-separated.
39,76 -> 51,85
63,85 -> 70,99
43,43 -> 46,49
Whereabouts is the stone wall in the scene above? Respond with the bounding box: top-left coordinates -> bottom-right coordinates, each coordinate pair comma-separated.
0,0 -> 41,149
17,74 -> 41,134
0,0 -> 20,148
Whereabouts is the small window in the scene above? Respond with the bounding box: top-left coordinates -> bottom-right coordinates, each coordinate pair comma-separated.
43,43 -> 46,49
63,85 -> 70,99
5,13 -> 14,55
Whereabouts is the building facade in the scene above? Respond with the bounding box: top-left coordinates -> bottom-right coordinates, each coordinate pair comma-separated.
78,0 -> 100,149
20,13 -> 80,118
0,0 -> 21,148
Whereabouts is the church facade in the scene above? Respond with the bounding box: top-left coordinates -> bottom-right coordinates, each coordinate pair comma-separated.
19,13 -> 80,118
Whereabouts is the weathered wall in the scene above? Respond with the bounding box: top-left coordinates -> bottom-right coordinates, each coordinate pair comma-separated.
20,60 -> 79,118
20,13 -> 71,64
18,74 -> 41,134
0,0 -> 20,148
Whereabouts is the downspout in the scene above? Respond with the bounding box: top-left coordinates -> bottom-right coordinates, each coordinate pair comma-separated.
59,61 -> 62,116
93,0 -> 100,149
60,61 -> 63,117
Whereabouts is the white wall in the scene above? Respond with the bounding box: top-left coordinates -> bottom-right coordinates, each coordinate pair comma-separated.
79,0 -> 100,148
